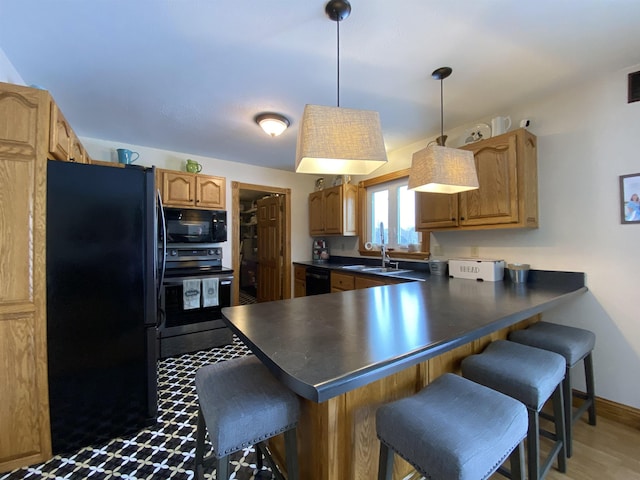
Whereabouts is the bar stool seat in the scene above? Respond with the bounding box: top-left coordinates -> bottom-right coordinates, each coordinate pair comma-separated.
194,355 -> 300,480
376,373 -> 528,480
461,340 -> 567,480
509,321 -> 596,457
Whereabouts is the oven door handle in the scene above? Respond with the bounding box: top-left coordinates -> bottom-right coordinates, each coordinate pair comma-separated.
163,277 -> 233,286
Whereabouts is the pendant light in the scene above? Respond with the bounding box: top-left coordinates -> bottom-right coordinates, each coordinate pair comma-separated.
408,67 -> 479,194
295,0 -> 388,175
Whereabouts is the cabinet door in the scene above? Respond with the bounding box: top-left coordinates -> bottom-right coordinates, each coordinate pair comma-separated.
160,170 -> 197,207
294,265 -> 307,297
416,192 -> 459,229
323,186 -> 343,234
0,85 -> 51,471
49,102 -> 72,161
196,175 -> 225,209
459,133 -> 518,226
69,133 -> 89,164
341,184 -> 358,236
309,190 -> 324,235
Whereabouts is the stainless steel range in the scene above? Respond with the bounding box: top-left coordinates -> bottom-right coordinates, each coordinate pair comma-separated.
157,243 -> 234,358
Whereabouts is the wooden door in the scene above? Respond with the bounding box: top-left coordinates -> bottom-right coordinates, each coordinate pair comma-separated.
0,84 -> 52,471
308,190 -> 324,235
196,175 -> 225,209
256,195 -> 284,303
459,134 -> 519,226
160,170 -> 196,207
416,192 -> 459,230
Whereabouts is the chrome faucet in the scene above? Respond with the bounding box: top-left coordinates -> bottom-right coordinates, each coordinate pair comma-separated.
380,222 -> 390,268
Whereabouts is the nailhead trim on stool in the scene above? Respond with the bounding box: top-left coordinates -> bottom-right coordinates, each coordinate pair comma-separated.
509,321 -> 596,457
376,373 -> 528,480
462,340 -> 567,480
194,355 -> 300,480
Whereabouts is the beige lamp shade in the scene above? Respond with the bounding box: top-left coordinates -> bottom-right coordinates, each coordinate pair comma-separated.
408,144 -> 479,194
295,104 -> 388,175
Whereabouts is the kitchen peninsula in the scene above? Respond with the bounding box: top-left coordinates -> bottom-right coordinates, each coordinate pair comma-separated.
221,271 -> 586,479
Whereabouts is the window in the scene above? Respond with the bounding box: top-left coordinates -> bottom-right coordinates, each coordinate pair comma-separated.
366,177 -> 420,249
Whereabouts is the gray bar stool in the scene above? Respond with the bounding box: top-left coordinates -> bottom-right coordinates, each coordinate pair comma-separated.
509,321 -> 596,457
194,355 -> 300,480
376,373 -> 528,480
461,340 -> 567,480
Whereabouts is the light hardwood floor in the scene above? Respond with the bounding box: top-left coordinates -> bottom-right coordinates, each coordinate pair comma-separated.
489,415 -> 640,480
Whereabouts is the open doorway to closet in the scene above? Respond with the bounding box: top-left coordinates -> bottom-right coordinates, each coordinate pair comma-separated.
231,182 -> 291,306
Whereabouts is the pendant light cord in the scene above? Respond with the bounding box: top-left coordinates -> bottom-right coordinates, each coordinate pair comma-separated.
439,78 -> 444,142
336,17 -> 341,107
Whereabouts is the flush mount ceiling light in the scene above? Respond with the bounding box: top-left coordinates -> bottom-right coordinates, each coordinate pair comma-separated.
255,113 -> 290,137
408,67 -> 479,194
295,0 -> 388,175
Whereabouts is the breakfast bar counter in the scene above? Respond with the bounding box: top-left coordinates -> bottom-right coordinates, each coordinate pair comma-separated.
221,271 -> 586,479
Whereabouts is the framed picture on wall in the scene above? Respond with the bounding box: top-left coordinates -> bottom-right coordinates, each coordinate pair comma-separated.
620,173 -> 640,223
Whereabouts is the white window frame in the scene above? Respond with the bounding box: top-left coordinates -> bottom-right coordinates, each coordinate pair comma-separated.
358,168 -> 427,257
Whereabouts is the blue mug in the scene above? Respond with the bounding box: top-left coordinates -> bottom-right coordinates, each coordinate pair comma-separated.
117,148 -> 140,164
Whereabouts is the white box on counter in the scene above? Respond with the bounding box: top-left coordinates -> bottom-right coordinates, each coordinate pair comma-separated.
448,258 -> 505,282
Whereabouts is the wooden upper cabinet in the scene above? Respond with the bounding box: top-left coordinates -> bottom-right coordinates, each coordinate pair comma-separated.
196,175 -> 225,209
0,82 -> 52,472
158,168 -> 226,209
308,184 -> 358,236
416,128 -> 538,231
49,102 -> 88,163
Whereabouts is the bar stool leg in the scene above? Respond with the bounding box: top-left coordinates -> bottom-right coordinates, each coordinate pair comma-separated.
194,408 -> 206,480
216,456 -> 230,480
378,442 -> 394,480
509,441 -> 526,480
585,353 -> 597,425
527,409 -> 540,480
552,386 -> 567,474
284,428 -> 299,480
562,366 -> 574,458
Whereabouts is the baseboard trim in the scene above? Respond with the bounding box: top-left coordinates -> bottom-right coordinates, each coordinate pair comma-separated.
574,390 -> 640,429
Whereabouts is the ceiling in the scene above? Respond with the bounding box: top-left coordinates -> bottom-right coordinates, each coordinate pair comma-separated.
1,1 -> 639,172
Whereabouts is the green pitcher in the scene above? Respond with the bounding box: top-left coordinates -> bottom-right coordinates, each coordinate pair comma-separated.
186,159 -> 202,173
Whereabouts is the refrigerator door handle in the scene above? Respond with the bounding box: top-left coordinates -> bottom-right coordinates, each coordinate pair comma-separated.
157,189 -> 167,302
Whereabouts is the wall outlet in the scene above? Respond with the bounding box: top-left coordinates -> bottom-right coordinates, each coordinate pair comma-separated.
432,245 -> 442,256
470,246 -> 479,257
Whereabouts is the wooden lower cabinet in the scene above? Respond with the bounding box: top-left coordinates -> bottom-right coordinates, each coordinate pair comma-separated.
294,265 -> 306,298
268,315 -> 540,479
0,83 -> 51,472
331,270 -> 408,293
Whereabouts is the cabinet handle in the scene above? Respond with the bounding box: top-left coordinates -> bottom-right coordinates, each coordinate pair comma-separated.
451,217 -> 455,221
69,157 -> 76,162
196,199 -> 200,203
460,217 -> 465,221
190,199 -> 194,202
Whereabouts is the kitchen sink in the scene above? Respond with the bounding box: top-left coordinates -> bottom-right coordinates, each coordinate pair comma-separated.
360,267 -> 412,275
340,265 -> 368,270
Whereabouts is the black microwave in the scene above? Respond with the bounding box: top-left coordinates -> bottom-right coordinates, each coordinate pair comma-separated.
161,208 -> 227,244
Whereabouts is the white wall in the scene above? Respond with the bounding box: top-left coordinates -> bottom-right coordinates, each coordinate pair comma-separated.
81,138 -> 318,274
0,47 -> 25,84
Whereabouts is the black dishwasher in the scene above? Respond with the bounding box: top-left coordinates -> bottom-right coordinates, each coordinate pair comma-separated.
306,267 -> 331,295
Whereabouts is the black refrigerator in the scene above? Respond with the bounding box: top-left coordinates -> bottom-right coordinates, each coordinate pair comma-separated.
46,160 -> 158,454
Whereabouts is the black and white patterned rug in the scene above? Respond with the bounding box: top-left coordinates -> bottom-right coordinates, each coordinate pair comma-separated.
0,337 -> 278,480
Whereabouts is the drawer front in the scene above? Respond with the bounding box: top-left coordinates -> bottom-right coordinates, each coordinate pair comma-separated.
331,272 -> 355,291
294,265 -> 307,281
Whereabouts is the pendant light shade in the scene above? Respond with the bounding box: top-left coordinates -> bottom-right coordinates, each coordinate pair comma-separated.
295,0 -> 387,175
295,104 -> 387,175
408,145 -> 478,193
408,67 -> 479,194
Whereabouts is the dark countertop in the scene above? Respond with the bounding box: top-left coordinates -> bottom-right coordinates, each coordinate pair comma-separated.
294,257 -> 431,282
222,271 -> 587,403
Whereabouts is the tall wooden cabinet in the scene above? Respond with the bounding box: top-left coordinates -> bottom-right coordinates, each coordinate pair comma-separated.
309,183 -> 358,236
416,128 -> 538,231
156,168 -> 226,209
0,83 -> 52,472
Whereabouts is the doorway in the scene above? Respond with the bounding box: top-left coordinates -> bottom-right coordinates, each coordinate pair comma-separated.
231,182 -> 291,306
